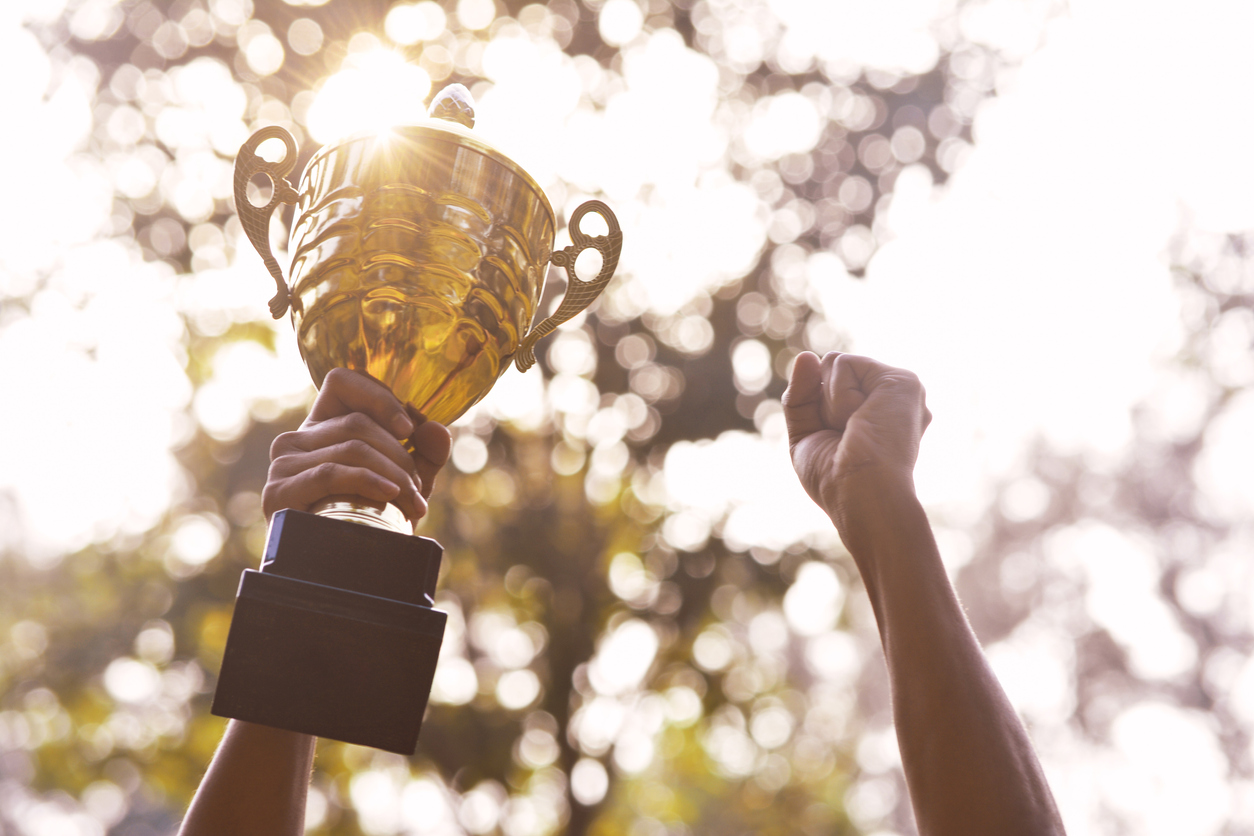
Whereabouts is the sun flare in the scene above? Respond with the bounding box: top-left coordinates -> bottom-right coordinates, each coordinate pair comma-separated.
306,49 -> 433,144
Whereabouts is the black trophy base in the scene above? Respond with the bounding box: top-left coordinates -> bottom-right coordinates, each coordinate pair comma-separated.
211,509 -> 447,755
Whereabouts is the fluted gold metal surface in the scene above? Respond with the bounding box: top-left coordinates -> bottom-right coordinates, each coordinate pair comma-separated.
288,125 -> 557,426
235,119 -> 622,427
234,92 -> 622,531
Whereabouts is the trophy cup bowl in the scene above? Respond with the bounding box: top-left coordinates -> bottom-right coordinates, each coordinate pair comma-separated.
232,89 -> 620,530
210,86 -> 622,753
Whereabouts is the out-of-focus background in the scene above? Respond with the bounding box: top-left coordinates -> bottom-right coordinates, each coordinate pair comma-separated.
1,0 -> 1252,833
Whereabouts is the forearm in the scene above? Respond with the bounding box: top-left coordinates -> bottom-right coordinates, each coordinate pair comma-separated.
835,479 -> 1065,836
179,721 -> 315,836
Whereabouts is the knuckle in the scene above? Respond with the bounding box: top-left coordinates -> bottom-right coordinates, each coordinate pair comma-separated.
266,459 -> 287,481
342,411 -> 375,433
898,371 -> 925,396
341,437 -> 373,458
261,483 -> 288,517
270,430 -> 300,460
310,461 -> 341,484
323,367 -> 352,387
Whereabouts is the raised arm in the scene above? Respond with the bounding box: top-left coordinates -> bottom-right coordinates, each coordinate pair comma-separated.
782,351 -> 1065,836
179,369 -> 451,836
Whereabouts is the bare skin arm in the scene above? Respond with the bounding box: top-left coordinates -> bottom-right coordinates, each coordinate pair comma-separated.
782,351 -> 1065,836
178,369 -> 452,836
178,722 -> 315,836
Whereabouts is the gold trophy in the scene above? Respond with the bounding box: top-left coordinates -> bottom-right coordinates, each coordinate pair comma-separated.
211,85 -> 622,753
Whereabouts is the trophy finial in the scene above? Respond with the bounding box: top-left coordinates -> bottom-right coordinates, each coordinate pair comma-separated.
427,83 -> 475,129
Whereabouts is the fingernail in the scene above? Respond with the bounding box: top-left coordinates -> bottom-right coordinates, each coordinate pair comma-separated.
391,413 -> 415,438
409,486 -> 427,522
409,476 -> 422,509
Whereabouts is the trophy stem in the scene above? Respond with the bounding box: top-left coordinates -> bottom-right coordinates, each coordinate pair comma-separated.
310,496 -> 412,535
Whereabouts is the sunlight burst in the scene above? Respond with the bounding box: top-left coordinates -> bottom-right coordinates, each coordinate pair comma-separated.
305,49 -> 432,144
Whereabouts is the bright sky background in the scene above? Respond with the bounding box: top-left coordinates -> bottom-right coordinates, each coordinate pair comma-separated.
2,0 -> 1254,833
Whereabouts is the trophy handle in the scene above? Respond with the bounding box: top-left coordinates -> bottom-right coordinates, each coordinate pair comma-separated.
515,200 -> 623,373
234,126 -> 301,319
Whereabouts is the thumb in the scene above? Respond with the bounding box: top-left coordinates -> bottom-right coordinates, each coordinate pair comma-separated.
783,351 -> 825,447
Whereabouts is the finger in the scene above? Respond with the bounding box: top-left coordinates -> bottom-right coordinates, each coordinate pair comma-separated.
830,355 -> 930,440
307,368 -> 414,439
821,353 -> 870,431
277,412 -> 419,482
782,351 -> 827,447
263,462 -> 403,520
408,421 -> 452,500
830,353 -> 922,398
272,439 -> 424,521
844,358 -> 927,418
271,439 -> 417,492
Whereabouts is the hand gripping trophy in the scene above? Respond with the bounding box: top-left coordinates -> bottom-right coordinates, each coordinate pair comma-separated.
211,85 -> 623,754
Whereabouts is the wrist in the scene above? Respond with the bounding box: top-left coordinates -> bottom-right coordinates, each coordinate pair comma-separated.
821,467 -> 921,557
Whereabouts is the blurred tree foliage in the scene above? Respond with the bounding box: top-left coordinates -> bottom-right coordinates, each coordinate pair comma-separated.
950,228 -> 1254,828
4,0 -> 1251,835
